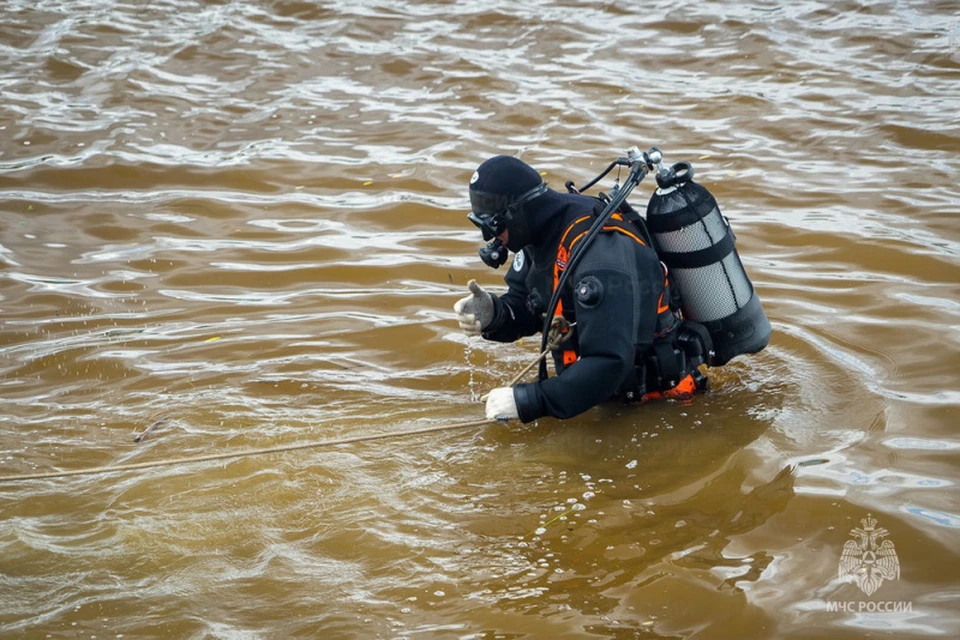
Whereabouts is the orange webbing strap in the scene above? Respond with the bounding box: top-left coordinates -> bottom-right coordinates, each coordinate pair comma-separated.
656,267 -> 671,315
553,214 -> 648,294
551,214 -> 651,368
553,215 -> 594,316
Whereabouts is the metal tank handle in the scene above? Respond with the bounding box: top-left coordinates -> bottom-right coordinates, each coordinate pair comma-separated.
655,160 -> 696,189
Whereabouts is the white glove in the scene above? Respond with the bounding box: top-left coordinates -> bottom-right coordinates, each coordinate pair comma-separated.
453,279 -> 494,337
485,387 -> 519,421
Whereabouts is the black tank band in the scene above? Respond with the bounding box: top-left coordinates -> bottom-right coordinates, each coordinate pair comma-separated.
658,230 -> 736,270
645,188 -> 716,233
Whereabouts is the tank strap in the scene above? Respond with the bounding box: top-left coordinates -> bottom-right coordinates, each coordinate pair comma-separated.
649,182 -> 739,270
676,320 -> 713,367
654,262 -> 682,338
645,182 -> 716,233
658,229 -> 736,269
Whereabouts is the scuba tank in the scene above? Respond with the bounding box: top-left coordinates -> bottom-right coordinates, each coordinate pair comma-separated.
645,161 -> 771,366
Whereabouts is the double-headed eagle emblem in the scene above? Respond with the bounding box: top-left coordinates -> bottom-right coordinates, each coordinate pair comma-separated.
839,513 -> 900,595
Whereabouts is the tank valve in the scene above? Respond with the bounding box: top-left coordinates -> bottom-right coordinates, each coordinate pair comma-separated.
645,147 -> 669,180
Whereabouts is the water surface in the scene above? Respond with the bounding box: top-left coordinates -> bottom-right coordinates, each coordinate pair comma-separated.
1,1 -> 958,638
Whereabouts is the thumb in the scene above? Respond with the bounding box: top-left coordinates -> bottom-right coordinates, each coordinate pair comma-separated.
467,279 -> 485,297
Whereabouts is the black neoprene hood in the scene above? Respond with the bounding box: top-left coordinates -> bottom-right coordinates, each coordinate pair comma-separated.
468,155 -> 547,251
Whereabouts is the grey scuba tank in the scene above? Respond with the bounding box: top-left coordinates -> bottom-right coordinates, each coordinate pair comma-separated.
645,162 -> 771,366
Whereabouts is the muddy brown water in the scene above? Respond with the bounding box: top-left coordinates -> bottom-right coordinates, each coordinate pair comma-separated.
1,1 -> 958,638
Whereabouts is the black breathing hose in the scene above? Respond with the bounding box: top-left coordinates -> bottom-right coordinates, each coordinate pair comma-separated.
537,157 -> 651,381
564,156 -> 627,194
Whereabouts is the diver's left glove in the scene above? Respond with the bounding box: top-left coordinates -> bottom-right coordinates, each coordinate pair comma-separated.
453,279 -> 494,337
485,387 -> 519,421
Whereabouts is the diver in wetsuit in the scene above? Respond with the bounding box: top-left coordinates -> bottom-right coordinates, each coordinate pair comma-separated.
455,155 -> 705,423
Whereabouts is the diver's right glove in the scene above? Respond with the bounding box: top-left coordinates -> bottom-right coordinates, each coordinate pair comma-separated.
453,279 -> 494,337
485,387 -> 519,421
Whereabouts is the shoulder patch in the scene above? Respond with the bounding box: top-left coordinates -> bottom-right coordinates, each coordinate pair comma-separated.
512,250 -> 525,272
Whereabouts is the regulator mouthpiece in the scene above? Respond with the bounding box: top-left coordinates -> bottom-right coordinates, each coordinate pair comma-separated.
479,238 -> 509,269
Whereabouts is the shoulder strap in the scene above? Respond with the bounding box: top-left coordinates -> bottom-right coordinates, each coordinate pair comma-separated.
551,209 -> 681,367
554,212 -> 648,296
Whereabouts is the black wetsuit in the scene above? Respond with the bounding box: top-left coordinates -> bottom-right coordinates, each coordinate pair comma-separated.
481,190 -> 677,422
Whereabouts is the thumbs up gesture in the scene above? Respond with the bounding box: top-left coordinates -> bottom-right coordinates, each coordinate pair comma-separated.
453,280 -> 494,336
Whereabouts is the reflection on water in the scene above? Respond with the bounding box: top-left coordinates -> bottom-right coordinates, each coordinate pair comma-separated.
1,0 -> 959,637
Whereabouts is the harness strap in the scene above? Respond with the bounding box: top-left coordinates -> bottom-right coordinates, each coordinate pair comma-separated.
552,212 -> 678,367
553,213 -> 647,308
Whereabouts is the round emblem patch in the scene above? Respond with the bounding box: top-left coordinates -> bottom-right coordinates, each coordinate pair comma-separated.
512,250 -> 525,272
470,170 -> 479,185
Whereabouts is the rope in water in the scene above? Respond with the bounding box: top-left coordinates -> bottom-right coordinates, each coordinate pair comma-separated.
0,418 -> 497,483
479,318 -> 573,402
0,321 -> 573,484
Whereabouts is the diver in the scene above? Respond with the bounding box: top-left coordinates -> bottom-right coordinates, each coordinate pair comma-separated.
454,154 -> 710,423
